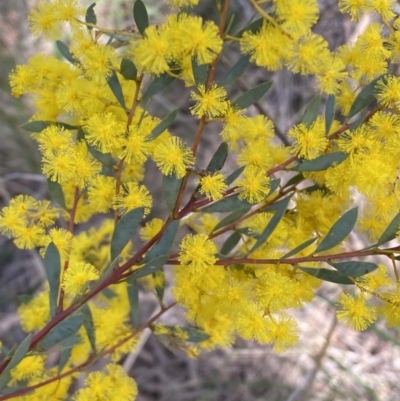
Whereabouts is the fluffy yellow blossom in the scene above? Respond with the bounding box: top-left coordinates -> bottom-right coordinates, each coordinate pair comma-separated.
168,0 -> 199,5
376,75 -> 400,108
114,182 -> 152,216
236,301 -> 269,343
178,16 -> 222,64
178,233 -> 217,273
288,116 -> 328,160
10,355 -> 45,383
153,136 -> 195,178
190,84 -> 228,118
84,112 -> 126,154
73,364 -> 138,401
287,33 -> 331,75
264,314 -> 299,353
276,0 -> 319,37
338,0 -> 369,20
62,262 -> 99,296
237,166 -> 271,204
131,25 -> 171,75
199,172 -> 228,201
140,218 -> 164,241
28,2 -> 63,40
337,293 -> 377,330
47,228 -> 74,259
88,175 -> 116,213
240,24 -> 292,70
18,290 -> 50,332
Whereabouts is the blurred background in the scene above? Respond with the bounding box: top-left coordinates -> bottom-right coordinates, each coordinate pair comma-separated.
1,1 -> 400,400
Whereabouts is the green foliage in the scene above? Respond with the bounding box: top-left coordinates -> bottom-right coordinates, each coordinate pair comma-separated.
44,243 -> 61,317
111,208 -> 144,261
42,315 -> 83,349
347,74 -> 388,119
217,55 -> 250,86
314,208 -> 358,254
299,267 -> 354,284
133,0 -> 149,35
302,95 -> 321,127
293,152 -> 348,172
106,70 -> 126,109
231,81 -> 272,109
47,179 -> 66,209
4,1 -> 400,399
148,109 -> 179,141
120,59 -> 137,81
85,3 -> 97,30
163,174 -> 182,211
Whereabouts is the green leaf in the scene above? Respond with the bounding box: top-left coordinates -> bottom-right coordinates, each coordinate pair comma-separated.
86,141 -> 114,169
44,243 -> 61,317
314,207 -> 358,254
42,315 -> 83,349
292,152 -> 348,172
21,121 -> 77,132
56,41 -> 77,64
217,55 -> 250,86
102,287 -> 117,298
163,174 -> 182,211
348,74 -> 388,119
212,208 -> 250,232
6,334 -> 32,372
325,94 -> 335,134
220,232 -> 241,255
80,304 -> 96,352
153,269 -> 165,303
58,333 -> 77,373
281,238 -> 317,259
249,194 -> 293,254
0,333 -> 32,389
299,267 -> 354,284
192,57 -> 208,86
47,179 -> 66,209
147,108 -> 179,141
166,326 -> 209,342
206,142 -> 228,173
231,81 -> 272,110
120,59 -> 137,80
143,220 -> 179,262
0,373 -> 12,391
142,73 -> 175,103
85,3 -> 97,30
330,261 -> 378,277
376,212 -> 400,247
106,34 -> 115,46
111,208 -> 144,261
127,276 -> 140,326
283,173 -> 304,189
302,95 -> 321,128
93,257 -> 121,291
133,0 -> 149,35
349,109 -> 369,130
226,166 -> 245,186
235,18 -> 263,38
266,178 -> 281,196
198,194 -> 252,213
133,254 -> 169,279
106,70 -> 126,109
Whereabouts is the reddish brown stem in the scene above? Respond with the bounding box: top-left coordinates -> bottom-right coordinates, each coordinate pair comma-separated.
172,0 -> 231,218
0,302 -> 176,401
57,186 -> 80,313
166,248 -> 383,266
